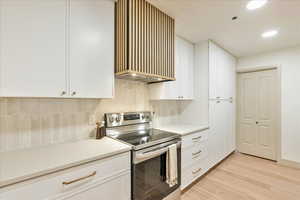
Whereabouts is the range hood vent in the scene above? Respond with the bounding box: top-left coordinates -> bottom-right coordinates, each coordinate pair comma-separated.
115,0 -> 175,83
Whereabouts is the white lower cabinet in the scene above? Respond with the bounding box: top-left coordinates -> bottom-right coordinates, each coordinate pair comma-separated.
181,126 -> 235,190
181,130 -> 209,190
1,152 -> 131,200
182,158 -> 208,189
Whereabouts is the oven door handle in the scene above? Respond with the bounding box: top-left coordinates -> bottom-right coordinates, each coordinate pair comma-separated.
135,147 -> 168,164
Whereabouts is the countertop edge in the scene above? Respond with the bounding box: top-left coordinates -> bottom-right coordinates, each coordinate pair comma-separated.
0,146 -> 132,188
156,125 -> 210,136
180,126 -> 210,136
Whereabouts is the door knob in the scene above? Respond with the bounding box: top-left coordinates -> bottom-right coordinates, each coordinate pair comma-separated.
256,121 -> 259,124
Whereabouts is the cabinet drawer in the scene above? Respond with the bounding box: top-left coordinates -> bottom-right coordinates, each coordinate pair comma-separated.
181,142 -> 208,168
182,130 -> 209,149
181,159 -> 208,190
1,152 -> 131,200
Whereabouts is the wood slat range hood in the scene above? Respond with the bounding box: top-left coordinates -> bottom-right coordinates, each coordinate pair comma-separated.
115,0 -> 175,83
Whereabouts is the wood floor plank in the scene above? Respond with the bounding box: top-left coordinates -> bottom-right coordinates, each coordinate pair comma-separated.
182,153 -> 300,200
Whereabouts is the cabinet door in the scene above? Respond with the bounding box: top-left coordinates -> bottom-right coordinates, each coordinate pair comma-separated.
180,39 -> 194,100
149,37 -> 194,100
0,0 -> 67,97
223,100 -> 235,155
209,42 -> 236,99
60,173 -> 131,200
229,100 -> 236,154
209,100 -> 220,165
209,100 -> 225,164
209,42 -> 217,99
220,50 -> 236,99
69,0 -> 114,98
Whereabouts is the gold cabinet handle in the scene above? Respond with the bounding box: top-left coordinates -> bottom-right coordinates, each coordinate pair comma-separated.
192,150 -> 202,156
192,168 -> 202,174
62,171 -> 96,185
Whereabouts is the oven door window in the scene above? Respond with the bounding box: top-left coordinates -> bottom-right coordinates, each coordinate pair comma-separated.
132,150 -> 181,200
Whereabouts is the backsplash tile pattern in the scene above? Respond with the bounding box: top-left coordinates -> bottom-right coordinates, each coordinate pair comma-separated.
0,79 -> 152,152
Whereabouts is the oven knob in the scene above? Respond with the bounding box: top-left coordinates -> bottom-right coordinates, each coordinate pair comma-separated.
109,117 -> 114,123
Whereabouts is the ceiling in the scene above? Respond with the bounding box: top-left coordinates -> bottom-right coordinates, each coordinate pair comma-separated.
148,0 -> 300,57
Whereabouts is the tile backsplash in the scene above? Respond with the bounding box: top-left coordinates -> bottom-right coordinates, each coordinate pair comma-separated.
0,79 -> 152,152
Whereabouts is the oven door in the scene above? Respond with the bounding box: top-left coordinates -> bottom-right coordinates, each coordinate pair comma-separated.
132,140 -> 181,200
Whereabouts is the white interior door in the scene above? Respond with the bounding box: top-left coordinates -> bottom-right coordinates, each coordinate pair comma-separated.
237,69 -> 277,160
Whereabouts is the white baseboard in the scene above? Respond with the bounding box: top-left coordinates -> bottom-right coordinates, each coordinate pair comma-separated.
278,159 -> 300,169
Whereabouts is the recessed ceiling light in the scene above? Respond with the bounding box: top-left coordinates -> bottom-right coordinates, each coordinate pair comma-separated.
247,0 -> 268,10
262,30 -> 278,38
132,73 -> 137,77
232,16 -> 238,21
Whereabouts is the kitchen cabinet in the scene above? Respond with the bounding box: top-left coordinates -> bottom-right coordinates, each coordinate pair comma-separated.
69,0 -> 114,98
209,100 -> 235,165
0,0 -> 67,97
149,36 -> 194,100
1,152 -> 131,200
181,130 -> 209,190
208,41 -> 236,165
0,0 -> 114,98
209,41 -> 236,100
180,41 -> 236,190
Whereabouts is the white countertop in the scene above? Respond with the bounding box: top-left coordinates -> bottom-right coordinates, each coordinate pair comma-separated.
156,124 -> 209,136
0,137 -> 132,188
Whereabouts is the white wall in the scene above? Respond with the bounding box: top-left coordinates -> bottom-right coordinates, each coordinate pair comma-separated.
238,46 -> 300,163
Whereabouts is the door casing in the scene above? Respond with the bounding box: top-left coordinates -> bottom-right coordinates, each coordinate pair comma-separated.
236,66 -> 281,161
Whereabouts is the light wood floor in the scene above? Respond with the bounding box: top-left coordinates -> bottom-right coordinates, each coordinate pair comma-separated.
182,153 -> 300,200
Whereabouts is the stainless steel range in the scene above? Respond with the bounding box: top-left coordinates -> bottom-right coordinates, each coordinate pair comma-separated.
105,111 -> 181,200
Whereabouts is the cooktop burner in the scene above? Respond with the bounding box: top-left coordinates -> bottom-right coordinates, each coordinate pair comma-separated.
115,129 -> 180,148
105,112 -> 180,150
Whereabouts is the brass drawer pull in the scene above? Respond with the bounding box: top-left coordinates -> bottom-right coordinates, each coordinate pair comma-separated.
192,168 -> 202,174
192,150 -> 202,156
192,136 -> 202,141
62,171 -> 97,185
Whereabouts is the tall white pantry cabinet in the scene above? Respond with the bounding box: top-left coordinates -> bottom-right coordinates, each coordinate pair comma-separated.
179,41 -> 236,189
207,41 -> 236,165
0,0 -> 114,98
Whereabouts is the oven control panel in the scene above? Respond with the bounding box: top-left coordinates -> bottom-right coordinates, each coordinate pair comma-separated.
105,111 -> 152,128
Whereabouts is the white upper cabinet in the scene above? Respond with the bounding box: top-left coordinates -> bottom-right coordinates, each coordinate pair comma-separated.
149,36 -> 194,100
0,0 -> 67,97
179,38 -> 194,100
0,0 -> 114,98
69,0 -> 114,98
209,41 -> 236,99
